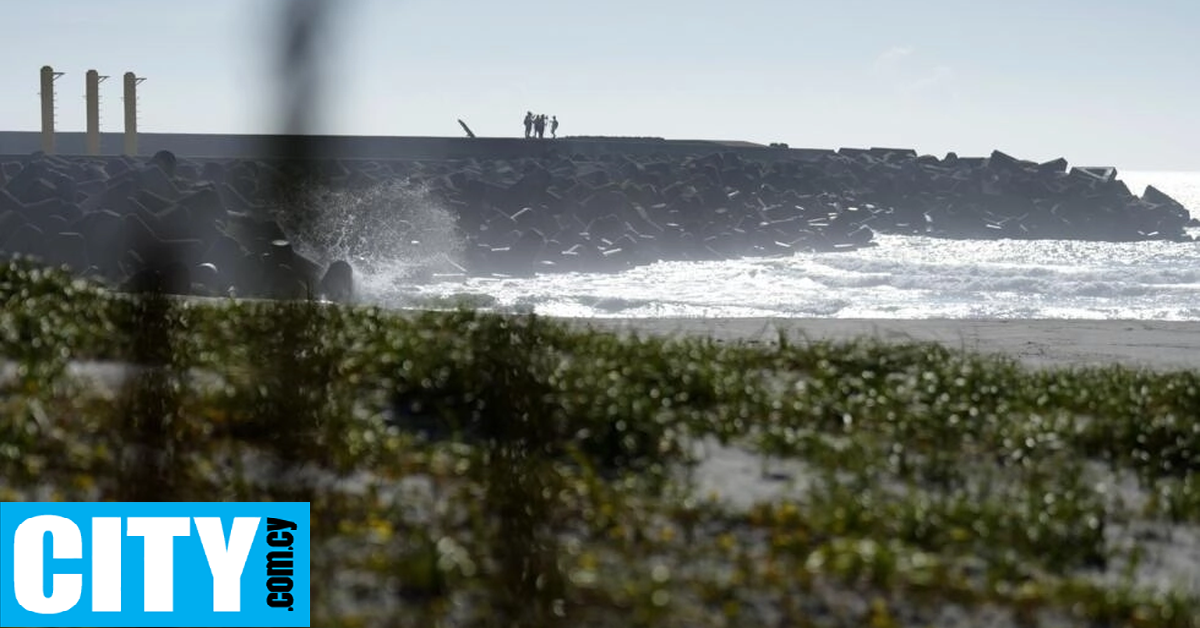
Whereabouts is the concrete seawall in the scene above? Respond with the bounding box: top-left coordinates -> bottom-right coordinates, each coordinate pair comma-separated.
0,131 -> 826,162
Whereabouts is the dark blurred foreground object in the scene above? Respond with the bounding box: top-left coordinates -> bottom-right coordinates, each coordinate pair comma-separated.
318,259 -> 354,302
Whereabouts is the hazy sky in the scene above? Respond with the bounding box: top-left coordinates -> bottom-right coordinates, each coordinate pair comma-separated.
2,0 -> 1197,170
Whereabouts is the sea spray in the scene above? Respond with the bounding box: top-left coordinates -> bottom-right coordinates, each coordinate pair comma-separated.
271,178 -> 467,301
388,230 -> 1200,320
273,171 -> 1200,319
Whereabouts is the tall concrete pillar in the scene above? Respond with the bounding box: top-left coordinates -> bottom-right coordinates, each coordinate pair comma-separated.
123,72 -> 145,156
86,70 -> 108,155
39,65 -> 64,154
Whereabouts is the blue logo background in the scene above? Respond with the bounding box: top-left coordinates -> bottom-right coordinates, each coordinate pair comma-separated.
0,502 -> 310,627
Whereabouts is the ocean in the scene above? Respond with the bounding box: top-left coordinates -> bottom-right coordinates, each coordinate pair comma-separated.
354,171 -> 1200,321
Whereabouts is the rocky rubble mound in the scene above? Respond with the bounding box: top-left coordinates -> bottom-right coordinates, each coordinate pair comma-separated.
0,151 -> 354,300
847,148 -> 1193,241
435,147 -> 1194,273
0,146 -> 1192,299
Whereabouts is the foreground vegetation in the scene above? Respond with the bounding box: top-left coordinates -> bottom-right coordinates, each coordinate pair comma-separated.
1,259 -> 1198,628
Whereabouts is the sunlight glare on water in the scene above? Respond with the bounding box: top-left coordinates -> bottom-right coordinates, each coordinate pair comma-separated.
361,171 -> 1200,320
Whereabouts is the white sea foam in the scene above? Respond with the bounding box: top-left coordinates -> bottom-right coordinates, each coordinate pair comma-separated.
356,171 -> 1200,321
274,178 -> 468,293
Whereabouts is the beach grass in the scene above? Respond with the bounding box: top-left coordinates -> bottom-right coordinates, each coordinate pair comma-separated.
1,258 -> 1198,627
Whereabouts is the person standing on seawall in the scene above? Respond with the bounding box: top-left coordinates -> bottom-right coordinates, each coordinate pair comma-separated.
534,114 -> 546,139
524,111 -> 534,138
550,116 -> 559,138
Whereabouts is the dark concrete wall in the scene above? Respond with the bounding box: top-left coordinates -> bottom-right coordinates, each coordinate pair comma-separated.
0,131 -> 831,162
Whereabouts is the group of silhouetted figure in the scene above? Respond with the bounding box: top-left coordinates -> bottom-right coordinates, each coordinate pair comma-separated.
523,111 -> 558,139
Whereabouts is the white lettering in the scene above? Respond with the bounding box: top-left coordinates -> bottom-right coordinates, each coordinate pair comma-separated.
13,515 -> 82,614
91,517 -> 122,612
126,517 -> 191,612
195,517 -> 260,612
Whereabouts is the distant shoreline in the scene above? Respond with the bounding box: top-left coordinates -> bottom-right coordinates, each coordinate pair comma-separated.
155,290 -> 1200,370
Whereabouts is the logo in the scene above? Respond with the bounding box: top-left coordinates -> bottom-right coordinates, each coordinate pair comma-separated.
0,502 -> 310,627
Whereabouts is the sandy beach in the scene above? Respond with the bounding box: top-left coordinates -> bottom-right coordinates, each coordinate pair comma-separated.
565,317 -> 1200,370
8,315 -> 1198,392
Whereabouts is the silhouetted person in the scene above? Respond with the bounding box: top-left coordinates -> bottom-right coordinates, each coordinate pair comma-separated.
550,116 -> 559,138
523,111 -> 533,138
534,114 -> 546,139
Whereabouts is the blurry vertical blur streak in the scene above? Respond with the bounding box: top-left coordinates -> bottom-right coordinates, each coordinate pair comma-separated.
260,0 -> 327,463
115,255 -> 180,502
257,1 -> 346,623
273,0 -> 328,180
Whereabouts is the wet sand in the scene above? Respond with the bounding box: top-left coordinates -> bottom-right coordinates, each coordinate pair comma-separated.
564,317 -> 1200,370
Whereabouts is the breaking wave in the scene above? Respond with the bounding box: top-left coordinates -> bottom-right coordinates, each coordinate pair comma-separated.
273,179 -> 467,298
354,170 -> 1200,320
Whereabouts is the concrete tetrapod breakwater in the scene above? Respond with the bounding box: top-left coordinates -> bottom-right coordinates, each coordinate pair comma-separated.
0,137 -> 1193,302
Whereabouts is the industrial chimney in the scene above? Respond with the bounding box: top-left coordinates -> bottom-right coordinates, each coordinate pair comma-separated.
39,66 -> 64,154
123,72 -> 145,156
86,70 -> 109,155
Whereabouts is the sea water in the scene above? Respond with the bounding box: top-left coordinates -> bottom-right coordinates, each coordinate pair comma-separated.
352,171 -> 1200,321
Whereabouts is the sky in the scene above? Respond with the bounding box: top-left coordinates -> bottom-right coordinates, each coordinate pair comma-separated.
2,0 -> 1198,170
